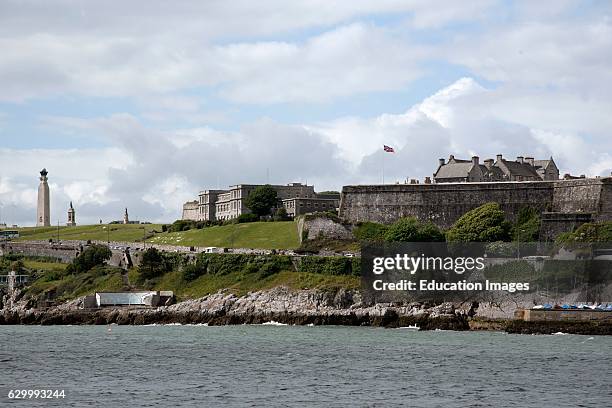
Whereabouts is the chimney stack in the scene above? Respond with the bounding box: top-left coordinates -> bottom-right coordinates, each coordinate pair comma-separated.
496,154 -> 503,162
517,156 -> 524,163
449,154 -> 455,162
484,159 -> 494,169
424,176 -> 432,184
525,157 -> 534,166
439,158 -> 445,166
472,156 -> 479,165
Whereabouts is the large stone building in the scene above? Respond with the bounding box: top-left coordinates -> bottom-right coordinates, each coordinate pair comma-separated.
182,183 -> 340,221
433,154 -> 559,183
36,168 -> 50,227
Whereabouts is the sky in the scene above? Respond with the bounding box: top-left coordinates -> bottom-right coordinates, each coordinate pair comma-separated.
1,0 -> 611,226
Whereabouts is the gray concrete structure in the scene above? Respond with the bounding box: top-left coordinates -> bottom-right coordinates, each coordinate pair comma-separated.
36,168 -> 50,227
94,291 -> 174,307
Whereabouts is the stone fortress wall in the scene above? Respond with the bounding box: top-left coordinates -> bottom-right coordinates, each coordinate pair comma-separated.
339,178 -> 612,239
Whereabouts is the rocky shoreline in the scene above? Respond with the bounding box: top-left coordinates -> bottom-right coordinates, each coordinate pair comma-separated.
1,287 -> 610,334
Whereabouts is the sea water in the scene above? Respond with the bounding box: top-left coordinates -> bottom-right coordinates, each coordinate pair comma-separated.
1,325 -> 610,407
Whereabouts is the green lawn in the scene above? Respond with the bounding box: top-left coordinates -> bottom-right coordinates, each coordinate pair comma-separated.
15,224 -> 163,243
13,221 -> 299,250
148,221 -> 299,249
22,260 -> 68,272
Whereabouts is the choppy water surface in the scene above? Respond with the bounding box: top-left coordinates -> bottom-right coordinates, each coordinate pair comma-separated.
1,325 -> 610,407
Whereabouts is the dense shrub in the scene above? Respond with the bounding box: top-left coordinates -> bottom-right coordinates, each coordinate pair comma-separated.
237,213 -> 259,223
512,207 -> 540,242
485,241 -> 516,257
354,222 -> 389,242
298,256 -> 353,275
66,244 -> 112,275
167,219 -> 224,232
182,262 -> 206,281
446,203 -> 512,242
555,221 -> 612,245
384,217 -> 444,242
181,252 -> 360,280
138,248 -> 173,280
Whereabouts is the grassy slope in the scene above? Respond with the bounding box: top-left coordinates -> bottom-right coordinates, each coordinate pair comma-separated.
148,221 -> 299,249
15,224 -> 163,243
26,267 -> 125,302
14,221 -> 299,250
26,263 -> 357,303
12,222 -> 347,302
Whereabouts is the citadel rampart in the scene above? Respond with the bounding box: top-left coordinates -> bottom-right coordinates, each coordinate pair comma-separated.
339,178 -> 612,235
0,241 -> 79,263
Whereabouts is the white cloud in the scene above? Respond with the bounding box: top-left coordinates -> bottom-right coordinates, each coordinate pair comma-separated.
0,22 -> 426,104
0,1 -> 498,103
217,23 -> 426,103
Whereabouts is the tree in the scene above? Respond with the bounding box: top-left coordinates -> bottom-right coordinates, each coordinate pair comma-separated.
384,217 -> 445,242
512,207 -> 540,242
66,244 -> 112,274
138,247 -> 171,280
446,203 -> 511,242
244,185 -> 278,216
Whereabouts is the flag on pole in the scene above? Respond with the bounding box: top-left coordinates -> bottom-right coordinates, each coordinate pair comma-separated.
383,145 -> 395,153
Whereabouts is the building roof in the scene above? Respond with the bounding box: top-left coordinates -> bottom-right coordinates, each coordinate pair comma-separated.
533,158 -> 556,170
480,165 -> 505,179
434,162 -> 475,179
499,160 -> 541,178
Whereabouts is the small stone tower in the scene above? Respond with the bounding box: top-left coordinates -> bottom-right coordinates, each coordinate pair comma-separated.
123,208 -> 129,224
36,168 -> 51,227
67,201 -> 76,226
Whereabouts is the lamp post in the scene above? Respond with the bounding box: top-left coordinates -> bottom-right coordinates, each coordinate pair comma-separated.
517,228 -> 525,259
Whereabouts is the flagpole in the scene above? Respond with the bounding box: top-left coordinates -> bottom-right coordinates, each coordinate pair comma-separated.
382,151 -> 385,184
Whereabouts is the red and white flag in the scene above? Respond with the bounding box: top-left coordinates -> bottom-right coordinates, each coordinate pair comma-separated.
383,145 -> 395,153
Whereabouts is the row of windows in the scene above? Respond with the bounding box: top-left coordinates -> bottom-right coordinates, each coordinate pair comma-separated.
285,201 -> 337,209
